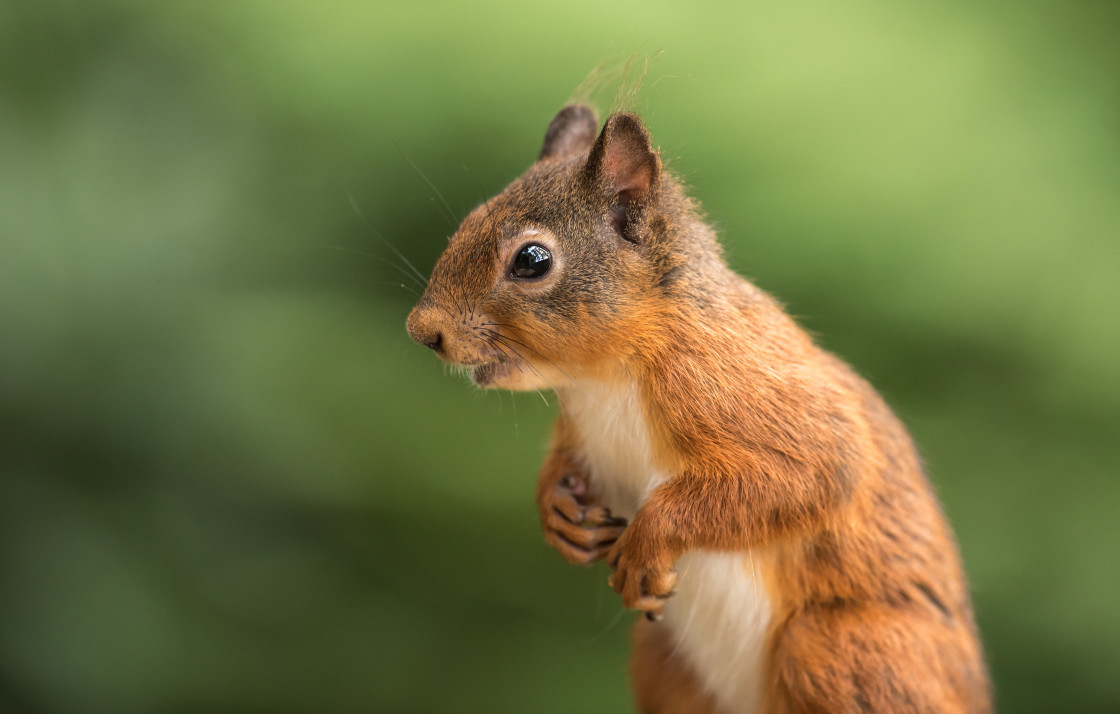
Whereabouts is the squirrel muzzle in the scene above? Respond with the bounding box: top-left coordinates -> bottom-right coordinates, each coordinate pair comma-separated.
405,305 -> 444,354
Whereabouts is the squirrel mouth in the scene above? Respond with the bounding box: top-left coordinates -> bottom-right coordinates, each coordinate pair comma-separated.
472,360 -> 514,386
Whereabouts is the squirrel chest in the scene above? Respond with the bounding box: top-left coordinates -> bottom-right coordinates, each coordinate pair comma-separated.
562,377 -> 773,714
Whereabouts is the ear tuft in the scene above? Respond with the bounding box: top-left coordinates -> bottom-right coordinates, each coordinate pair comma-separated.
586,112 -> 661,208
539,105 -> 599,161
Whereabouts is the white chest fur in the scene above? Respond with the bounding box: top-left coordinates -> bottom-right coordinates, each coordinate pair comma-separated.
561,378 -> 663,521
561,378 -> 773,714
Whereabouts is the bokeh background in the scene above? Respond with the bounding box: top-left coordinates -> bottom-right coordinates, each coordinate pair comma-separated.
3,1 -> 1118,712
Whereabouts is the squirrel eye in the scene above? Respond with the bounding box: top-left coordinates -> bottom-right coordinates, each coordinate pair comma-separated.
511,243 -> 552,279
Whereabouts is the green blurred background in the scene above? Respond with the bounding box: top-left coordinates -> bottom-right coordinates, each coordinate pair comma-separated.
2,1 -> 1118,712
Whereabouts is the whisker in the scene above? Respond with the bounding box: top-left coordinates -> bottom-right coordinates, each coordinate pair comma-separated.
437,269 -> 472,326
444,259 -> 469,320
479,330 -> 541,378
481,331 -> 562,390
462,164 -> 494,222
458,283 -> 473,325
374,281 -> 422,298
484,337 -> 525,375
481,332 -> 532,375
400,151 -> 458,228
590,604 -> 629,642
486,331 -> 576,384
480,328 -> 588,401
347,193 -> 430,286
321,244 -> 427,289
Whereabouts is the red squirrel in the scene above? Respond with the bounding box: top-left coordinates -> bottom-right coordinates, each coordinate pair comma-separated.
406,104 -> 991,713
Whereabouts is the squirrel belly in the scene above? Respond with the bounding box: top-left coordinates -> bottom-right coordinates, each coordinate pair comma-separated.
562,375 -> 772,713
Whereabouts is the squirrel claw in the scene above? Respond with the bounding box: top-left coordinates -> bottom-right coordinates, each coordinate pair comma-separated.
606,534 -> 678,615
542,477 -> 627,566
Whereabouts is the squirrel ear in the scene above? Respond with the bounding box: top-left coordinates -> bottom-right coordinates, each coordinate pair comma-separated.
539,105 -> 599,161
585,112 -> 661,209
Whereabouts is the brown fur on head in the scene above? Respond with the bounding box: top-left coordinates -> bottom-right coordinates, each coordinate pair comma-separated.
407,105 -> 709,390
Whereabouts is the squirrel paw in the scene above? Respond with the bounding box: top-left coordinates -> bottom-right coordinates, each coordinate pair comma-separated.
606,534 -> 678,621
542,475 -> 628,566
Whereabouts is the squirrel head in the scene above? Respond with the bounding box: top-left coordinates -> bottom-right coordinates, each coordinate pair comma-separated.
407,104 -> 674,391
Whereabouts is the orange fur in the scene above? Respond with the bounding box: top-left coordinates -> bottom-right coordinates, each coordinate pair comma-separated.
407,105 -> 990,713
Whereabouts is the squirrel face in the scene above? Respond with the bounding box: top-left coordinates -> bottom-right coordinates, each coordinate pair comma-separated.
407,106 -> 668,390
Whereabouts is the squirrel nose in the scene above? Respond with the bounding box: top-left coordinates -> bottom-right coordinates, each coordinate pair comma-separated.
406,308 -> 445,354
422,332 -> 443,352
409,325 -> 444,353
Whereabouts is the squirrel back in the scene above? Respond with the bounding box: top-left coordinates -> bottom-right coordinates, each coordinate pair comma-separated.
407,105 -> 990,714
